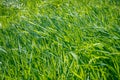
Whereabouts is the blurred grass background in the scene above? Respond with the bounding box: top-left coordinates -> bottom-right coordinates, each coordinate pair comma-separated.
0,0 -> 120,80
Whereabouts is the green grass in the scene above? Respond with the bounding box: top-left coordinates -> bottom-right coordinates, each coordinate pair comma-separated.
0,0 -> 120,80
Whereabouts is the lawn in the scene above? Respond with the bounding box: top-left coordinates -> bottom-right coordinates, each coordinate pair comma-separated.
0,0 -> 120,80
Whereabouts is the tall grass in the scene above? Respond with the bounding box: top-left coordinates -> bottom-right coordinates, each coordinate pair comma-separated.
0,0 -> 120,80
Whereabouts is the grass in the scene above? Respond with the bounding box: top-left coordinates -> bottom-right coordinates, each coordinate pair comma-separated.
0,0 -> 120,80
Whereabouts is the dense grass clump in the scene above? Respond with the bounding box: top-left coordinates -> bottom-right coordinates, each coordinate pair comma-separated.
0,0 -> 120,80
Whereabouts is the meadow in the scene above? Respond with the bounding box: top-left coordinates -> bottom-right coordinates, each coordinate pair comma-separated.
0,0 -> 120,80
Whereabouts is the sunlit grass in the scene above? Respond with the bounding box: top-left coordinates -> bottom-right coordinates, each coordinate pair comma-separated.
0,0 -> 120,80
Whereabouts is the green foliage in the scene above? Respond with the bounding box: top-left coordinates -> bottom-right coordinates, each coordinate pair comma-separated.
0,0 -> 120,80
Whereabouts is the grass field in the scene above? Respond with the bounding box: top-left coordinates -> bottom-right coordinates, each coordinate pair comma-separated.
0,0 -> 120,80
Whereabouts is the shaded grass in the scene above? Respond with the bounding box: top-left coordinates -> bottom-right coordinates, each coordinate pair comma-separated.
0,0 -> 120,80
